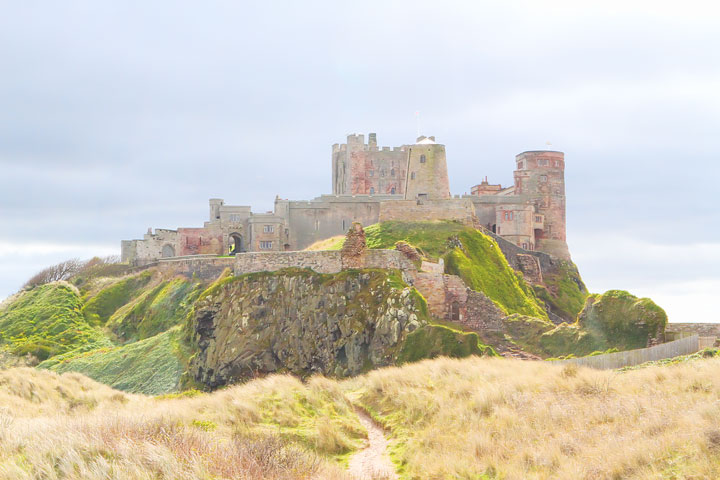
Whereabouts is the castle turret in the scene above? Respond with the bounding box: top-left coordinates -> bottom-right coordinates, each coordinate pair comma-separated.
513,151 -> 570,259
404,136 -> 450,200
209,198 -> 224,222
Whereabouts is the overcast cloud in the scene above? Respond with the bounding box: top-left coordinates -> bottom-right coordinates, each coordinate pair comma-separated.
1,0 -> 718,322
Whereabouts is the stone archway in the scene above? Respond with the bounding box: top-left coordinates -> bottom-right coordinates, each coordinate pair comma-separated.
229,233 -> 244,255
161,244 -> 175,258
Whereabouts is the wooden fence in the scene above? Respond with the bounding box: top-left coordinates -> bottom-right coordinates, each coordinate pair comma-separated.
553,335 -> 700,370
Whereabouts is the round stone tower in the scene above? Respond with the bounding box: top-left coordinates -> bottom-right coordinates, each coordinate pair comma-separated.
513,151 -> 570,260
404,136 -> 451,200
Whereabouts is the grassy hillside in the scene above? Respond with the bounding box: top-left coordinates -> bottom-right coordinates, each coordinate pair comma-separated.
3,354 -> 720,479
0,282 -> 111,360
106,276 -> 203,342
40,327 -> 190,395
331,220 -> 549,319
81,270 -> 155,325
347,355 -> 720,479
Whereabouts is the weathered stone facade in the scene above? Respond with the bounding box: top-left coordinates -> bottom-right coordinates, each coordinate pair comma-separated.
122,133 -> 571,264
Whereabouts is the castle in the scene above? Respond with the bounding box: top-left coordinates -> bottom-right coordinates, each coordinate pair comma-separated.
121,133 -> 570,264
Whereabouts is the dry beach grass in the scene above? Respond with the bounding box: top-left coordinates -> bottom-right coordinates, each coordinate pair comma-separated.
1,355 -> 720,479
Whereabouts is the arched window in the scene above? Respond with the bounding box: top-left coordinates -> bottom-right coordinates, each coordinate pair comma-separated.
390,186 -> 396,194
420,154 -> 426,163
161,244 -> 175,258
369,187 -> 375,195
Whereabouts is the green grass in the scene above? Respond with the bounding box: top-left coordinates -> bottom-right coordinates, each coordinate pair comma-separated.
363,220 -> 468,260
107,277 -> 203,342
397,324 -> 496,364
0,283 -> 112,360
81,271 -> 154,326
533,260 -> 588,321
41,327 -> 190,395
443,230 -> 548,319
337,221 -> 549,319
579,290 -> 668,350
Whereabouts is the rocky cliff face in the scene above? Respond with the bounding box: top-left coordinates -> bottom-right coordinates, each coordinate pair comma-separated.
188,269 -> 427,388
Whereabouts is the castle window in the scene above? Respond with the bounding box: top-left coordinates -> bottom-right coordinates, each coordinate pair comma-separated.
370,187 -> 375,195
411,172 -> 416,180
522,242 -> 528,249
535,215 -> 542,222
540,175 -> 548,182
390,186 -> 396,194
263,225 -> 274,233
380,169 -> 385,177
260,241 -> 272,250
229,214 -> 242,222
538,159 -> 548,166
519,161 -> 525,169
420,154 -> 426,164
390,168 -> 395,176
369,170 -> 374,177
504,211 -> 514,221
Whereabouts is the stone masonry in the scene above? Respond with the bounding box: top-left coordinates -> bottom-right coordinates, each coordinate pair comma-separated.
122,133 -> 571,264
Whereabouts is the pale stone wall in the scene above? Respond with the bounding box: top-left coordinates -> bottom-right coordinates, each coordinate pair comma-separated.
378,199 -> 476,225
155,255 -> 236,280
234,249 -> 416,276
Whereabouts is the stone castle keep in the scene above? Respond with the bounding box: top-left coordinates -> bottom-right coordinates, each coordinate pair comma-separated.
121,133 -> 570,264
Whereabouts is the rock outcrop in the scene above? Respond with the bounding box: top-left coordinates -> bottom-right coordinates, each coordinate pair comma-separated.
188,269 -> 427,388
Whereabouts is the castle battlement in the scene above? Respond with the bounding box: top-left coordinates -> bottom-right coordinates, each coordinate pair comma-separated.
122,132 -> 571,265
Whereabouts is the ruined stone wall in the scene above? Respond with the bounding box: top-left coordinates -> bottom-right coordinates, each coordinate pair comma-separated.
122,229 -> 179,265
378,199 -> 476,225
411,269 -> 503,331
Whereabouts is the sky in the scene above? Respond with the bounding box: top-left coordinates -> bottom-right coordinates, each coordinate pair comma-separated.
1,1 -> 718,322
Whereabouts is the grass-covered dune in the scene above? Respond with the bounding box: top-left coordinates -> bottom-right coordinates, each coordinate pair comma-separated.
1,353 -> 720,479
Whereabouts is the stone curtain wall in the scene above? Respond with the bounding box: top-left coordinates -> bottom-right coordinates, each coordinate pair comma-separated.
665,323 -> 720,339
156,255 -> 236,280
235,251 -> 343,275
378,199 -> 476,225
554,335 -> 700,370
234,250 -> 416,276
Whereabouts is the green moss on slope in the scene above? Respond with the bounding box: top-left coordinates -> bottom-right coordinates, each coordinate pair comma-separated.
579,290 -> 668,351
444,231 -> 548,319
41,327 -> 189,395
107,277 -> 203,343
397,324 -> 496,364
534,260 -> 588,321
338,221 -> 548,319
0,283 -> 111,360
82,271 -> 155,326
